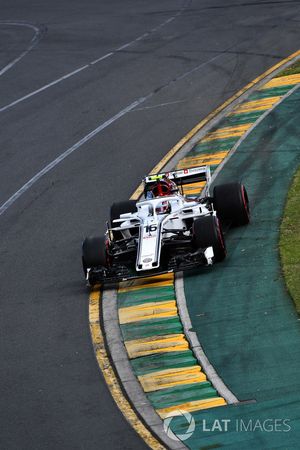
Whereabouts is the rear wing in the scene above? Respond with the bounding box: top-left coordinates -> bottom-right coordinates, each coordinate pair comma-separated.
144,166 -> 211,187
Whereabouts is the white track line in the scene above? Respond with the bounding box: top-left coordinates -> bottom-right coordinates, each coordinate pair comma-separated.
0,4 -> 188,114
0,21 -> 44,77
0,96 -> 149,216
0,65 -> 89,113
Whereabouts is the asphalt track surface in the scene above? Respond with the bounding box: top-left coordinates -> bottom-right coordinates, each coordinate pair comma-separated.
1,1 -> 300,449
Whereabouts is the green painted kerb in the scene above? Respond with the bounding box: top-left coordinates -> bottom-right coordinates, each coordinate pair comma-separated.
118,285 -> 175,308
121,316 -> 183,341
277,59 -> 300,77
117,279 -> 224,413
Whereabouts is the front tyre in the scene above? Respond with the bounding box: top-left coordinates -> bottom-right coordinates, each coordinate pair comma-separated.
110,200 -> 137,222
82,236 -> 108,276
110,200 -> 137,240
193,215 -> 226,262
213,182 -> 250,226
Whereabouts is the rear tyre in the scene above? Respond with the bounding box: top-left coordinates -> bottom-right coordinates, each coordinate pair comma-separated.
213,182 -> 250,226
193,215 -> 226,262
82,236 -> 108,274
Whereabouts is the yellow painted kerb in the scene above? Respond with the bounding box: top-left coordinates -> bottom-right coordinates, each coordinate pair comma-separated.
157,398 -> 227,419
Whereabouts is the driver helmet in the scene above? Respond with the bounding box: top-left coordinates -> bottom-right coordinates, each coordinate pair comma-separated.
151,176 -> 178,197
155,200 -> 171,215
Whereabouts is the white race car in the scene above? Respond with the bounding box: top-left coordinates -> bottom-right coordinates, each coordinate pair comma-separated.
82,166 -> 250,285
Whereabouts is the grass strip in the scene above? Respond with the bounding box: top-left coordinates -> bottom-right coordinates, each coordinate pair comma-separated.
280,168 -> 300,313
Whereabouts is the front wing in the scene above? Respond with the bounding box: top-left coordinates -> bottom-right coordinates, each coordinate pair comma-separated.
86,246 -> 214,285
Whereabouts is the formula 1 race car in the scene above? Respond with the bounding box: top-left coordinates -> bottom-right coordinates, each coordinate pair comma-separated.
82,166 -> 250,285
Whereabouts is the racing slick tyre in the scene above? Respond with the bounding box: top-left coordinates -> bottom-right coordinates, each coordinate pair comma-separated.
193,216 -> 226,262
82,236 -> 108,275
213,182 -> 250,226
110,200 -> 137,240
